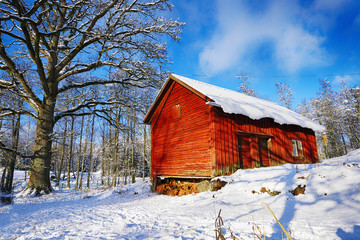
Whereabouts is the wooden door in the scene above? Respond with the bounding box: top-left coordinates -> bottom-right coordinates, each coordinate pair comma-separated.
238,136 -> 251,168
258,138 -> 270,166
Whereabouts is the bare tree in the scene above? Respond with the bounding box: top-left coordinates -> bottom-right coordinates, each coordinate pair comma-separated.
3,100 -> 22,193
339,82 -> 360,149
313,78 -> 345,158
111,107 -> 121,187
79,115 -> 91,189
66,116 -> 75,188
55,118 -> 68,187
86,113 -> 95,188
238,72 -> 257,97
75,114 -> 84,189
0,0 -> 183,194
276,81 -> 294,110
0,86 -> 23,193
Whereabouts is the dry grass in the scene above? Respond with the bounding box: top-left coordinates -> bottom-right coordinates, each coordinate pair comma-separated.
215,209 -> 241,240
262,202 -> 292,240
215,203 -> 293,240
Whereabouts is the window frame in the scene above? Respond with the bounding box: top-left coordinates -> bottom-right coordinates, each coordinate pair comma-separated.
291,139 -> 303,158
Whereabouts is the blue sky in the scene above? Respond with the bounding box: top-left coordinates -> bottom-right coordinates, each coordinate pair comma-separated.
165,0 -> 360,108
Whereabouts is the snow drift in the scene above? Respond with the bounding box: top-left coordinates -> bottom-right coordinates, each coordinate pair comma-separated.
1,149 -> 359,239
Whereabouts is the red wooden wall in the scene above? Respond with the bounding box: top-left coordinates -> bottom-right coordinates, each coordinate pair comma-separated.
212,108 -> 319,176
151,81 -> 213,179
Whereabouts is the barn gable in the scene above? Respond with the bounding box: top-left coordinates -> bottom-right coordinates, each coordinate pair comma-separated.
144,74 -> 323,180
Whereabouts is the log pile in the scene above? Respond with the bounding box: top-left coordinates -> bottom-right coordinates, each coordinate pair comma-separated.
156,180 -> 199,196
155,179 -> 227,196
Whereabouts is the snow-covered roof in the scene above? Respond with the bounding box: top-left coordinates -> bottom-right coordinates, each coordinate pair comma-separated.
171,74 -> 325,132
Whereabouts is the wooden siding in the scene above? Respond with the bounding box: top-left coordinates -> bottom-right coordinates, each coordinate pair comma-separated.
212,109 -> 319,175
151,81 -> 212,178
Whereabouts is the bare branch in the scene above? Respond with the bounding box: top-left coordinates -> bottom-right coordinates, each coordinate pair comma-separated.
58,77 -> 148,93
0,141 -> 34,159
0,79 -> 12,87
54,100 -> 122,122
0,107 -> 38,119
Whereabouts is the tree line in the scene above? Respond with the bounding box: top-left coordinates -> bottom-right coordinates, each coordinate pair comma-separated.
1,81 -> 154,191
0,0 -> 183,195
298,79 -> 360,159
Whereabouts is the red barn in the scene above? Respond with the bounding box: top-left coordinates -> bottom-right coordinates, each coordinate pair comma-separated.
143,74 -> 324,183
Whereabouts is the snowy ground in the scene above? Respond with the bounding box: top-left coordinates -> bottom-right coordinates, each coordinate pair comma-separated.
1,150 -> 360,240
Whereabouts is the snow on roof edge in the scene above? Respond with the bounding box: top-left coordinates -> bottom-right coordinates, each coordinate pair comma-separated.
171,74 -> 325,132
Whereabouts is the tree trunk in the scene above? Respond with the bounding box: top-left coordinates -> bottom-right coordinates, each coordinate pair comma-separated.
4,108 -> 21,192
24,116 -> 32,181
0,117 -> 3,188
112,127 -> 119,187
124,113 -> 130,185
26,102 -> 55,194
86,114 -> 95,188
56,119 -> 68,187
142,124 -> 147,181
349,120 -> 360,148
106,126 -> 111,187
67,117 -> 75,188
79,116 -> 90,189
52,142 -> 58,181
101,122 -> 106,185
75,115 -> 84,189
0,168 -> 7,191
122,137 -> 126,185
112,108 -> 121,187
131,109 -> 136,184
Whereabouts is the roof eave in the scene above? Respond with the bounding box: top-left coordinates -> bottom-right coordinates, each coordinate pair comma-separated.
143,76 -> 172,124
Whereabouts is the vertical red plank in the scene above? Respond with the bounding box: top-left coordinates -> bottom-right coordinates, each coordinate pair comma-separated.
209,106 -> 217,177
221,114 -> 226,174
215,110 -> 222,175
226,116 -> 231,172
222,115 -> 226,174
234,115 -> 240,167
231,115 -> 236,172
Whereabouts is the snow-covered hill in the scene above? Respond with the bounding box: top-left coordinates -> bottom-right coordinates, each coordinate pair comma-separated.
1,149 -> 360,239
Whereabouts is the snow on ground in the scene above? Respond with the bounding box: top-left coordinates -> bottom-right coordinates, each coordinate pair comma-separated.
1,150 -> 360,240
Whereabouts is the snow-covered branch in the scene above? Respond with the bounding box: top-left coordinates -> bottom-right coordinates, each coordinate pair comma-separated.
0,107 -> 38,120
0,141 -> 34,159
54,99 -> 127,122
58,77 -> 147,93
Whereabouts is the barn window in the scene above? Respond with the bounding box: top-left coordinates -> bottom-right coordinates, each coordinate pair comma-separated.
292,140 -> 303,157
172,104 -> 181,119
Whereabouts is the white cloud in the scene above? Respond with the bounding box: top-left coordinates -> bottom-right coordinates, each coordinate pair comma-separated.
334,75 -> 355,84
275,27 -> 327,72
199,0 -> 330,74
312,0 -> 351,11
